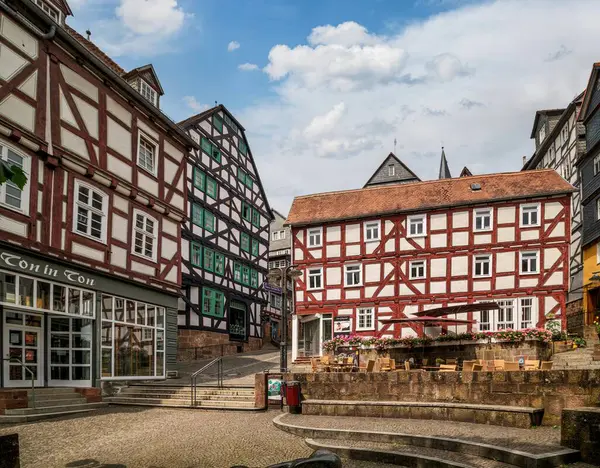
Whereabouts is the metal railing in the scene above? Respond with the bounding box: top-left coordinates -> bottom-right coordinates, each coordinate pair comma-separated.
190,357 -> 223,406
3,357 -> 36,408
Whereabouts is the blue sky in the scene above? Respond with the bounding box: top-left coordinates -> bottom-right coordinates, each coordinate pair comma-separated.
67,0 -> 600,213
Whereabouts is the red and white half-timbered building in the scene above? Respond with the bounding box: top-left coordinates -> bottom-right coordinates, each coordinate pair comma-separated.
0,0 -> 196,391
286,170 -> 574,359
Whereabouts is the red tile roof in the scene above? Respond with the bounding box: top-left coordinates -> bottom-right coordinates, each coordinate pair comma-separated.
65,25 -> 125,75
286,169 -> 574,226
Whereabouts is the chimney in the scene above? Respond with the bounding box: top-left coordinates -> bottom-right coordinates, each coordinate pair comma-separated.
522,155 -> 526,165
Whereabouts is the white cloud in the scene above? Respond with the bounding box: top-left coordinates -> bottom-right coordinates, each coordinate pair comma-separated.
228,41 -> 241,52
238,63 -> 259,71
183,96 -> 208,112
238,0 -> 600,213
116,0 -> 185,35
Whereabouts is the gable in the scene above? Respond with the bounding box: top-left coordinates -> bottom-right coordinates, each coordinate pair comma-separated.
49,0 -> 73,16
364,153 -> 420,187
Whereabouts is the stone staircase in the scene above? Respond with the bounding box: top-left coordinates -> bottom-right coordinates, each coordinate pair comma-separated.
107,384 -> 257,410
0,388 -> 107,424
551,344 -> 600,370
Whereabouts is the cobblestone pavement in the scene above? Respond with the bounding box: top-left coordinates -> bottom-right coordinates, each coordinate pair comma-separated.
0,407 -> 394,468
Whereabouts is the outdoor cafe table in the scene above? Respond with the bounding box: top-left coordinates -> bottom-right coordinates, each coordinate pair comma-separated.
328,362 -> 357,372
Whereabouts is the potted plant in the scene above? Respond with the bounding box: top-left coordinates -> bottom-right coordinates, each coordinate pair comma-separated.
593,318 -> 600,340
573,337 -> 587,349
435,357 -> 445,367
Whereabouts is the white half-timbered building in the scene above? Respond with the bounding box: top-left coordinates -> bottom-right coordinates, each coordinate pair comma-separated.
177,106 -> 273,357
0,0 -> 196,392
286,170 -> 574,360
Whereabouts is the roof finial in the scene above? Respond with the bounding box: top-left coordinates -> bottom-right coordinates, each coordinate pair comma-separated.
86,29 -> 92,41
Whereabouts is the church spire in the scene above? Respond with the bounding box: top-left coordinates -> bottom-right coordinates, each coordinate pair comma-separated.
438,147 -> 452,179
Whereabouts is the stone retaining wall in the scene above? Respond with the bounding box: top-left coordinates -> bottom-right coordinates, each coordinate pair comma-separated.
562,407 -> 600,463
177,330 -> 262,361
285,369 -> 600,425
0,390 -> 27,415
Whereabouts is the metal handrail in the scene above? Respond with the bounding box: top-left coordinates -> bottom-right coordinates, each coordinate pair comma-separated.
190,357 -> 223,406
3,356 -> 36,408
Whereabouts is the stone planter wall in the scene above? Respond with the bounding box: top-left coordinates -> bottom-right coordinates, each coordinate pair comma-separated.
562,407 -> 600,463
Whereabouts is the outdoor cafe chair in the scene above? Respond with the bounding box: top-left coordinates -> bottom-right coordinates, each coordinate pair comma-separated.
461,360 -> 477,372
504,362 -> 519,371
439,364 -> 457,372
525,360 -> 540,370
540,361 -> 554,370
363,360 -> 376,373
379,357 -> 391,372
404,360 -> 411,371
493,360 -> 505,371
472,364 -> 483,371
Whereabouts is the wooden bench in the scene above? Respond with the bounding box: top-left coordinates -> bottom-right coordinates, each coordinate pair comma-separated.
301,399 -> 544,428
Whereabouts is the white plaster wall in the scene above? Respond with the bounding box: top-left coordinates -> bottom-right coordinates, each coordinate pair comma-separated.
549,222 -> 565,237
73,95 -> 98,139
473,280 -> 491,291
520,230 -> 539,241
430,213 -> 446,230
379,284 -> 394,297
345,290 -> 360,299
544,248 -> 561,268
497,227 -> 515,242
60,64 -> 98,101
110,245 -> 127,268
399,284 -> 414,295
452,211 -> 469,228
451,256 -> 468,276
327,226 -> 341,241
474,234 -> 491,245
497,206 -> 515,224
106,96 -> 131,126
326,245 -> 341,257
294,248 -> 304,261
365,264 -> 380,282
544,201 -> 562,219
0,215 -> 27,237
138,172 -> 158,196
430,258 -> 446,277
430,234 -> 446,248
71,242 -> 104,262
111,213 -> 128,242
1,16 -> 38,59
326,267 -> 341,285
399,239 -> 415,251
327,289 -> 340,300
346,224 -> 360,242
107,117 -> 132,159
452,231 -> 468,246
430,281 -> 446,293
519,278 -> 538,288
346,244 -> 360,256
451,280 -> 467,292
545,272 -> 563,286
496,252 -> 515,273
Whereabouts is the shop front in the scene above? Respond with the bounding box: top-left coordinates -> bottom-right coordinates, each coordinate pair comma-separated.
291,312 -> 333,361
0,247 -> 177,389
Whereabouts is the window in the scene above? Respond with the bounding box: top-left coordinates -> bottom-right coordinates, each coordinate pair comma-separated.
213,114 -> 224,133
597,242 -> 600,265
474,254 -> 491,277
357,308 -> 374,331
308,228 -> 322,247
345,264 -> 362,287
201,137 -> 221,162
272,230 -> 286,241
0,144 -> 30,214
409,260 -> 425,280
250,269 -> 258,288
474,208 -> 492,231
521,204 -> 540,226
215,253 -> 225,275
204,210 -> 216,233
538,124 -> 546,143
206,177 -> 217,199
191,242 -> 202,267
595,154 -> 600,175
193,168 -> 206,192
520,298 -> 534,328
245,176 -> 253,189
407,215 -> 426,237
520,251 -> 538,274
137,135 -> 156,175
233,263 -> 242,282
241,202 -> 251,221
307,268 -> 322,290
597,199 -> 600,221
388,164 -> 395,176
365,222 -> 380,242
241,266 -> 250,285
479,309 -> 491,331
271,293 -> 282,309
73,181 -> 108,242
239,140 -> 248,156
251,239 -> 259,256
241,233 -> 250,252
237,167 -> 246,183
496,300 -> 515,329
139,80 -> 157,106
192,203 -> 203,226
202,287 -> 225,318
203,247 -> 215,272
132,210 -> 157,261
562,127 -> 569,145
252,208 -> 260,227
34,0 -> 60,22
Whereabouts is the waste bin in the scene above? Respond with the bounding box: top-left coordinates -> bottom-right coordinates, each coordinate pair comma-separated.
284,380 -> 301,414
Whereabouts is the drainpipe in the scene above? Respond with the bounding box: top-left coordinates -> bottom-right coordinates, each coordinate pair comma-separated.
0,1 -> 56,39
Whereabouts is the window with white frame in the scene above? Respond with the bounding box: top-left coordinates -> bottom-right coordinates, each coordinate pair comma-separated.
407,215 -> 425,237
520,251 -> 538,274
140,80 -> 158,106
409,260 -> 425,280
597,199 -> 600,221
132,210 -> 158,261
307,268 -> 322,290
595,154 -> 600,175
0,143 -> 30,214
357,307 -> 375,330
388,164 -> 395,176
308,227 -> 322,247
597,242 -> 600,264
521,204 -> 540,227
73,180 -> 108,242
496,299 -> 515,329
365,221 -> 380,242
271,230 -> 285,241
137,135 -> 157,174
474,208 -> 492,231
478,298 -> 536,331
345,264 -> 362,287
474,254 -> 491,277
520,298 -> 535,328
479,309 -> 491,331
34,0 -> 60,22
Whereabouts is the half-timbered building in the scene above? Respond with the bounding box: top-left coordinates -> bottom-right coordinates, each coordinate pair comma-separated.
523,93 -> 585,333
176,106 -> 273,358
286,170 -> 573,360
0,0 -> 195,390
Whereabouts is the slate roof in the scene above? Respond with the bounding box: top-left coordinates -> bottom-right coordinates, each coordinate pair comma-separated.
438,148 -> 451,179
286,169 -> 575,226
364,153 -> 420,187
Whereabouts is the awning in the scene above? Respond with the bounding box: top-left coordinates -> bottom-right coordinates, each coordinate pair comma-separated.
412,302 -> 499,318
380,316 -> 477,325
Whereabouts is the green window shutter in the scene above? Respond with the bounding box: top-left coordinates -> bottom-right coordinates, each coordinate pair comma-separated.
204,248 -> 215,272
251,208 -> 260,227
241,266 -> 250,285
239,140 -> 247,155
246,176 -> 253,189
204,209 -> 215,233
211,147 -> 221,163
215,252 -> 225,275
250,269 -> 258,288
206,177 -> 218,199
201,137 -> 212,154
192,203 -> 203,226
233,263 -> 241,282
193,167 -> 206,192
213,114 -> 224,133
202,287 -> 213,315
215,291 -> 224,317
191,242 -> 202,267
251,239 -> 259,256
237,167 -> 246,183
241,233 -> 250,252
242,202 -> 251,221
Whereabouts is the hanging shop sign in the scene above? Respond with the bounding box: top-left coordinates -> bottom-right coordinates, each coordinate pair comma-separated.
334,316 -> 352,334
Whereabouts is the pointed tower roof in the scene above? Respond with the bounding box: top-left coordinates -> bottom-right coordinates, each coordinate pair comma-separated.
438,147 -> 452,179
459,166 -> 472,177
364,153 -> 420,188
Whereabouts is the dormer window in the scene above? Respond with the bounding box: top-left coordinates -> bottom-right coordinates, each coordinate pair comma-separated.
140,80 -> 157,106
35,0 -> 60,22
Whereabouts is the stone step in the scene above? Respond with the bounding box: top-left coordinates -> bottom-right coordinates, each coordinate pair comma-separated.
121,387 -> 254,397
0,407 -> 104,424
26,397 -> 87,407
4,402 -> 107,416
116,392 -> 253,401
108,397 -> 255,408
28,393 -> 87,402
25,387 -> 78,396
